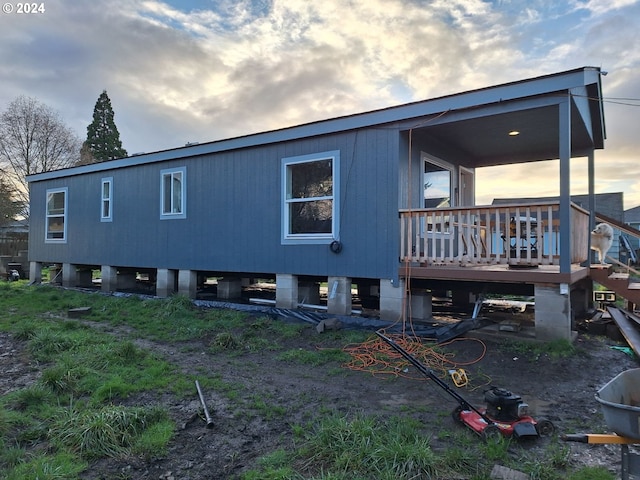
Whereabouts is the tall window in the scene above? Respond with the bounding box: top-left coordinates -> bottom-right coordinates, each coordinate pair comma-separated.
160,167 -> 186,219
46,188 -> 67,242
423,155 -> 452,208
101,177 -> 112,222
282,151 -> 339,243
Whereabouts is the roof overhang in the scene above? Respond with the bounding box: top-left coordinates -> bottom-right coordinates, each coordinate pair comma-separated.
27,66 -> 606,182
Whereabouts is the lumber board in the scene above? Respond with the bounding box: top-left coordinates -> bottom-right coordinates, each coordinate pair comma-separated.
625,310 -> 640,328
607,307 -> 640,358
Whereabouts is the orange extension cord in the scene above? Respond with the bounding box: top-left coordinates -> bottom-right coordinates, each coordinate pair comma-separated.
341,117 -> 491,390
342,331 -> 491,390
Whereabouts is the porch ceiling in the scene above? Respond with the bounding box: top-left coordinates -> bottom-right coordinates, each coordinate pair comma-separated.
418,103 -> 596,168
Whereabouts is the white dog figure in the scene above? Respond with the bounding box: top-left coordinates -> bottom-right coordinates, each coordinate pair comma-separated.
591,222 -> 614,264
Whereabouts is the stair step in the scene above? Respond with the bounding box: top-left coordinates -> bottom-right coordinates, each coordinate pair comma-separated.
629,283 -> 640,290
609,272 -> 630,280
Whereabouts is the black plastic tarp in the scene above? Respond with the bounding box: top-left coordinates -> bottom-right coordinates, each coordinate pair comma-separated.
193,299 -> 481,343
58,287 -> 480,343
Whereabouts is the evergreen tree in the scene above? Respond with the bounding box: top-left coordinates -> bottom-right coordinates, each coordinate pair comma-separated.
84,90 -> 127,162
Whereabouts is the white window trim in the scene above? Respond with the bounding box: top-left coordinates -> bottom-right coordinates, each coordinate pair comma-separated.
281,150 -> 340,245
422,152 -> 455,208
45,187 -> 68,243
101,177 -> 113,222
160,166 -> 187,220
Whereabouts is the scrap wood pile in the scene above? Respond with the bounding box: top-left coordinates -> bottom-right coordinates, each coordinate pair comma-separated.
606,306 -> 640,358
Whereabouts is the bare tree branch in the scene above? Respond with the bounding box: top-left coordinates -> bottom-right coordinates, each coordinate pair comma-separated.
0,96 -> 81,219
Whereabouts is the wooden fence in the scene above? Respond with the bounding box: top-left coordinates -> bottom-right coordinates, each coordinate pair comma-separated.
0,233 -> 28,257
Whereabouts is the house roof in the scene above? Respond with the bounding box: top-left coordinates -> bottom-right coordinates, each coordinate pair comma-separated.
492,192 -> 624,222
27,66 -> 606,183
625,205 -> 640,223
0,220 -> 29,233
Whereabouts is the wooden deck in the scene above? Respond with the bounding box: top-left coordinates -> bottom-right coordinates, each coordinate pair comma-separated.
399,262 -> 590,285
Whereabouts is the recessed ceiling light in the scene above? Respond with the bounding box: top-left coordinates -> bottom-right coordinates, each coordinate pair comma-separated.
508,130 -> 520,136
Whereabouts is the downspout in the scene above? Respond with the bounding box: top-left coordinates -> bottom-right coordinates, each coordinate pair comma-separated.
559,94 -> 571,274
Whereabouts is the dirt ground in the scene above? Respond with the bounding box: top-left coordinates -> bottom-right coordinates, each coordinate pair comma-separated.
1,299 -> 639,480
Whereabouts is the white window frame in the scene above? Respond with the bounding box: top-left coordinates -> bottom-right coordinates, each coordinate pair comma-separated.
101,177 -> 113,222
160,166 -> 187,220
422,153 -> 455,208
45,187 -> 68,243
281,150 -> 340,244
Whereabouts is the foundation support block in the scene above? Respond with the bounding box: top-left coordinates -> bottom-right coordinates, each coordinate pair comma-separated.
117,271 -> 137,290
327,277 -> 352,315
29,262 -> 42,284
178,270 -> 197,299
409,289 -> 433,321
217,277 -> 242,299
379,279 -> 405,321
276,274 -> 298,308
299,281 -> 321,305
156,269 -> 177,297
101,266 -> 117,292
534,283 -> 574,341
62,264 -> 93,288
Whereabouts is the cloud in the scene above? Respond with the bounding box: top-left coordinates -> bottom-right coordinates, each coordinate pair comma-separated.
1,0 -> 639,207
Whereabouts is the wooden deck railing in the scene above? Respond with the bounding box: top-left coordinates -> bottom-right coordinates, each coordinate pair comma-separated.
399,201 -> 590,267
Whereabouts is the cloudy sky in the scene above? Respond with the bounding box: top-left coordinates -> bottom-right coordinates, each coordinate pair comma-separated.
1,0 -> 639,207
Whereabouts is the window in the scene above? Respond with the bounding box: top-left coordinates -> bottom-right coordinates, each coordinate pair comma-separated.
160,167 -> 186,219
46,187 -> 67,242
423,154 -> 453,208
282,151 -> 339,243
101,177 -> 112,222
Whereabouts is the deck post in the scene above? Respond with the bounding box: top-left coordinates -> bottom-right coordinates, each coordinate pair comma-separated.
178,269 -> 197,298
534,283 -> 574,341
380,279 -> 405,321
101,266 -> 117,292
276,274 -> 298,308
558,95 -> 572,273
327,276 -> 352,315
587,149 -> 595,265
29,261 -> 42,284
156,268 -> 177,297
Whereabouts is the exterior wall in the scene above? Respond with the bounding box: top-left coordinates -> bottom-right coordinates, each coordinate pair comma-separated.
28,129 -> 400,281
398,131 -> 472,210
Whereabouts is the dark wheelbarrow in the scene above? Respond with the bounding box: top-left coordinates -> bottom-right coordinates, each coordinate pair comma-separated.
563,368 -> 640,480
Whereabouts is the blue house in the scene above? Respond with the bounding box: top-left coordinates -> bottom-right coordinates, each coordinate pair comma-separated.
27,67 -> 608,341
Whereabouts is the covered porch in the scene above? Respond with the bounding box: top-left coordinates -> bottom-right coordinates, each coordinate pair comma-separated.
390,68 -> 607,341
